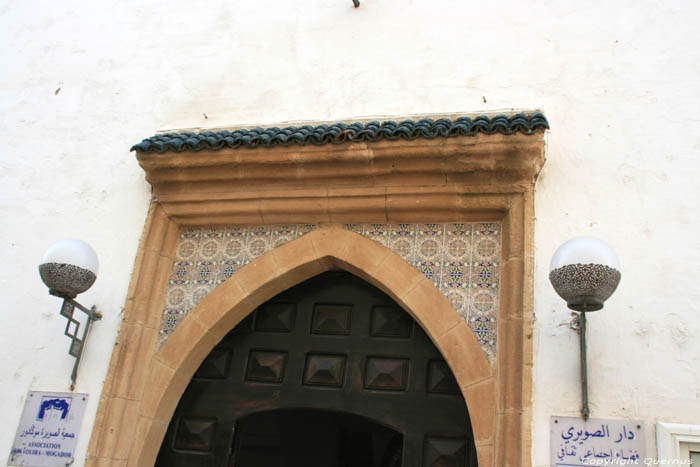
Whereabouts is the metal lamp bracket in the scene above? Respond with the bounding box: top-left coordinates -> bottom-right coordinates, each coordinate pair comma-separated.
53,292 -> 103,390
577,310 -> 590,420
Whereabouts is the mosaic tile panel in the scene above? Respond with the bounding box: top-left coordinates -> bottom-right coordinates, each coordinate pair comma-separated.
160,223 -> 501,363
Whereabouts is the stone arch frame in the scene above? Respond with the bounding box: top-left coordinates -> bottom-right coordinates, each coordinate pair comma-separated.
86,125 -> 545,467
148,227 -> 494,464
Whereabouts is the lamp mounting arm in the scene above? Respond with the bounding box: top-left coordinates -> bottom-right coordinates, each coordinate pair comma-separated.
52,292 -> 102,390
578,311 -> 590,420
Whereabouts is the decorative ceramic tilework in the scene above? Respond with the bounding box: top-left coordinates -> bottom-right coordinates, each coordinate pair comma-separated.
160,223 -> 501,363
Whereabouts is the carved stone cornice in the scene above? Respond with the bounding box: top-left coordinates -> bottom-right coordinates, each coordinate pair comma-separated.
134,117 -> 547,225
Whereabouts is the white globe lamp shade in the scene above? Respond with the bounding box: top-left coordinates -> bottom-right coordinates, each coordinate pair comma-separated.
549,236 -> 621,312
39,239 -> 99,298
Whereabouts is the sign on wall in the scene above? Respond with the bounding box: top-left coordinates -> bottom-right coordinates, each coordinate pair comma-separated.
551,416 -> 645,466
8,391 -> 88,466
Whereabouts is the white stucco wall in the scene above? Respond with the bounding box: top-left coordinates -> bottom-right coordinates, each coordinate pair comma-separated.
1,1 -> 698,465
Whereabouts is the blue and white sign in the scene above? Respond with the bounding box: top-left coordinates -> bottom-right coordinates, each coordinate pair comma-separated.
551,416 -> 646,466
8,391 -> 88,466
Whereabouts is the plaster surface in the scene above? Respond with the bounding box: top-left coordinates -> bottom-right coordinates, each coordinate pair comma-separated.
1,1 -> 699,465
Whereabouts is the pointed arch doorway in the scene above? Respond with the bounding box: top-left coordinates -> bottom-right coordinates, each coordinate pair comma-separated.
155,271 -> 477,466
87,115 -> 546,467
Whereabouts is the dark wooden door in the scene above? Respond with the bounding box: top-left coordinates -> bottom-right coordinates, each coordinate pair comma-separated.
156,271 -> 477,467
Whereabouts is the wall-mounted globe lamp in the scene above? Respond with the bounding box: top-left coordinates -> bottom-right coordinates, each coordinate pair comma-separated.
549,236 -> 621,420
39,239 -> 102,389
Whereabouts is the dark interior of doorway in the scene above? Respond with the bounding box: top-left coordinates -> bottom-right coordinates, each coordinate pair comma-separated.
232,408 -> 402,467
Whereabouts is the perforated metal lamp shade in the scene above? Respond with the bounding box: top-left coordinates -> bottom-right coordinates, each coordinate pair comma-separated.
39,239 -> 99,299
549,236 -> 621,312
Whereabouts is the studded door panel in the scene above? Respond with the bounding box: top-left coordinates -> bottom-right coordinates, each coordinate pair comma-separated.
156,272 -> 477,466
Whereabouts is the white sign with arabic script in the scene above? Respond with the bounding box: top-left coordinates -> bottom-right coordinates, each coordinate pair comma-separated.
8,391 -> 88,466
551,416 -> 645,466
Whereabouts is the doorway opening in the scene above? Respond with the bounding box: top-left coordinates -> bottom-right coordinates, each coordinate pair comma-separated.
232,408 -> 402,467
